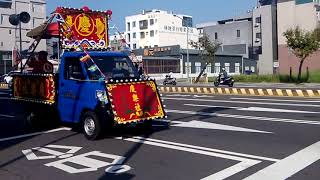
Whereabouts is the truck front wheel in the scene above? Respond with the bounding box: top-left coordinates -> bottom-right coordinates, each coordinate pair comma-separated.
82,111 -> 102,140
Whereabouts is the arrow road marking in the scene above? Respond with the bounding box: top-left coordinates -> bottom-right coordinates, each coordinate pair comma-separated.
171,120 -> 272,134
184,104 -> 320,114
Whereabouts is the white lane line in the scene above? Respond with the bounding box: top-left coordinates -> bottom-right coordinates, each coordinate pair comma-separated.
231,97 -> 320,103
165,94 -> 191,97
0,114 -> 15,118
0,97 -> 11,100
130,136 -> 279,162
0,127 -> 72,142
184,104 -> 320,114
244,141 -> 320,180
202,161 -> 259,180
116,136 -> 262,180
172,120 -> 272,134
167,109 -> 320,125
163,97 -> 320,107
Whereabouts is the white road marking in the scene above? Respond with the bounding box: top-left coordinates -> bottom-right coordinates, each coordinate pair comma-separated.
244,141 -> 320,180
0,114 -> 15,118
117,136 -> 261,179
0,97 -> 11,100
184,104 -> 320,114
193,95 -> 213,98
202,161 -> 258,180
231,97 -> 320,103
167,109 -> 320,125
129,136 -> 279,162
166,94 -> 191,97
163,97 -> 320,107
0,127 -> 72,142
172,120 -> 272,134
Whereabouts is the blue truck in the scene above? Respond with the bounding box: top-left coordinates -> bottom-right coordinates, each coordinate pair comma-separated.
12,50 -> 165,140
11,7 -> 165,140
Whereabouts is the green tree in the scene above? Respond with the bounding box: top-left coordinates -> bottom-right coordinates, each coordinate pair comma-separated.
190,34 -> 221,83
283,27 -> 320,82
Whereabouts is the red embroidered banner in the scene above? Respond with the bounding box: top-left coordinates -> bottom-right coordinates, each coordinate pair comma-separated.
59,8 -> 108,49
107,81 -> 165,124
12,74 -> 56,104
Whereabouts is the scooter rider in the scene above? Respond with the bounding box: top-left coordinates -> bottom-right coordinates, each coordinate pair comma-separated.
220,68 -> 228,81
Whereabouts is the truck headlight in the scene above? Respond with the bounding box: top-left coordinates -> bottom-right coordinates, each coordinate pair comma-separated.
96,90 -> 108,104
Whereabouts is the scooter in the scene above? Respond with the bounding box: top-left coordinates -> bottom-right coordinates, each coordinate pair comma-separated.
163,75 -> 177,85
214,74 -> 234,87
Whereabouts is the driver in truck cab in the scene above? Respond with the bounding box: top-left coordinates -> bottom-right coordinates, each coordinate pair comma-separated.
28,51 -> 53,74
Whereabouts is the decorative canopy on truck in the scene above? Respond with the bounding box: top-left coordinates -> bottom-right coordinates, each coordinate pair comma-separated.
27,6 -> 113,49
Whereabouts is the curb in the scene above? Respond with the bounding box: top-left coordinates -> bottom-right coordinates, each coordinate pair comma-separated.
159,86 -> 320,98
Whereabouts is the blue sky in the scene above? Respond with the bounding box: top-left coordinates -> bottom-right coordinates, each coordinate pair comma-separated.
47,0 -> 257,32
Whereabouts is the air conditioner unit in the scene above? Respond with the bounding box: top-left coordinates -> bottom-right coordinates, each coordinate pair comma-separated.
255,38 -> 261,42
254,23 -> 260,27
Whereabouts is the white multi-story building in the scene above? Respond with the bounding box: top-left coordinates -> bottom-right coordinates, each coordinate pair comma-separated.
125,9 -> 199,50
0,0 -> 46,74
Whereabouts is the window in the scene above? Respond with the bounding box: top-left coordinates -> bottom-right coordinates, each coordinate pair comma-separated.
256,33 -> 262,39
127,33 -> 131,42
214,63 -> 220,73
144,59 -> 180,74
235,63 -> 240,73
164,25 -> 167,30
0,1 -> 12,8
195,62 -> 201,73
127,22 -> 130,31
168,26 -> 172,31
9,30 -> 11,34
206,64 -> 212,73
0,42 -> 3,47
256,17 -> 261,23
237,30 -> 240,38
215,32 -> 218,40
133,32 -> 136,39
89,56 -> 137,79
150,30 -> 155,37
140,32 -> 145,39
245,66 -> 250,71
132,21 -> 136,28
224,63 -> 230,73
185,62 -> 191,74
64,57 -> 84,80
133,43 -> 137,49
139,20 -> 148,30
172,26 -> 175,31
251,66 -> 255,73
150,19 -> 154,25
146,32 -> 149,36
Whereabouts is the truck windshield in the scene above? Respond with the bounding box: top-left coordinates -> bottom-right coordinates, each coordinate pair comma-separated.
88,56 -> 138,80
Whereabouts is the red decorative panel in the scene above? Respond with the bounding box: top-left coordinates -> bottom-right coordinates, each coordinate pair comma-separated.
107,80 -> 165,124
58,8 -> 108,49
12,74 -> 56,104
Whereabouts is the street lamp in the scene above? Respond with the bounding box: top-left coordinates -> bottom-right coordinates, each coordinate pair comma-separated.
174,15 -> 190,82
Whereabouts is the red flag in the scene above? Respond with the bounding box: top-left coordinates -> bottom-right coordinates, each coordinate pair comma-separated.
12,46 -> 21,67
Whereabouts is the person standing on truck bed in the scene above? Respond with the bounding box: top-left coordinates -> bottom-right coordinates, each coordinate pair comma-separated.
28,51 -> 53,74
